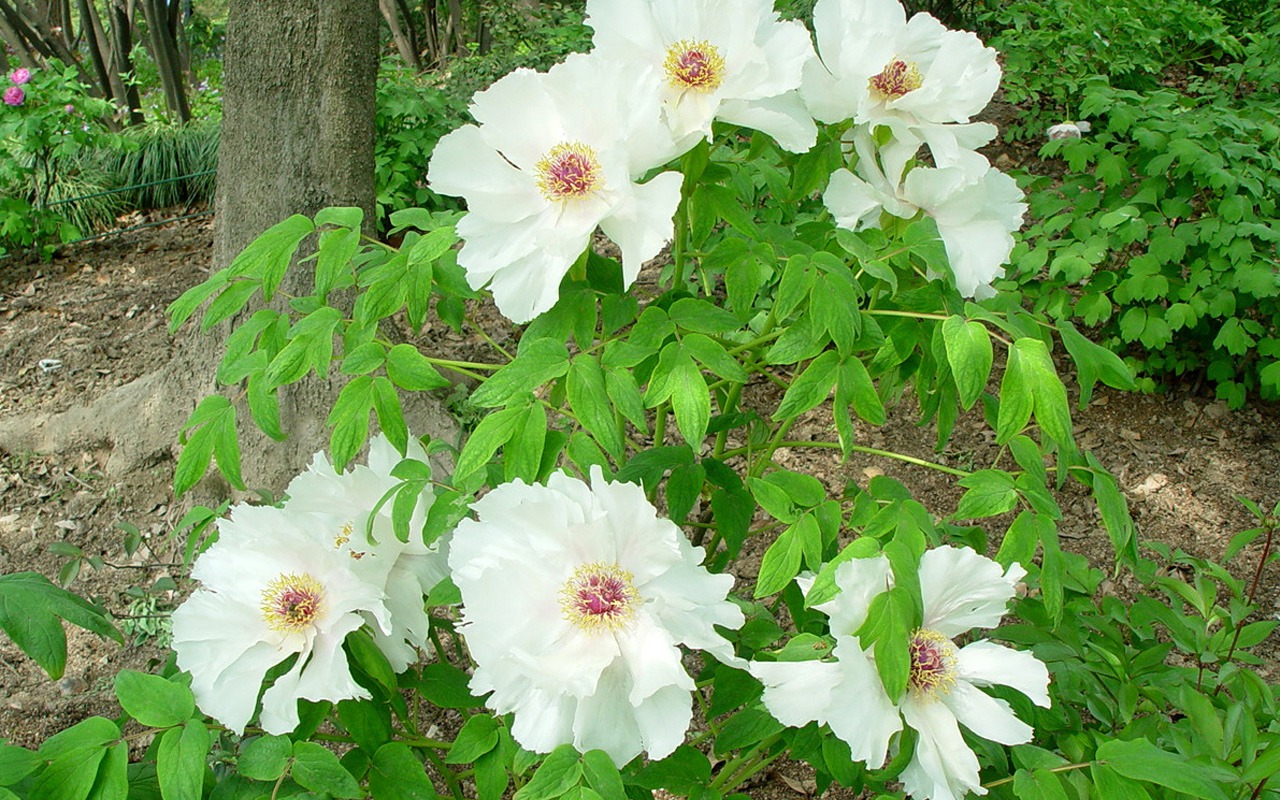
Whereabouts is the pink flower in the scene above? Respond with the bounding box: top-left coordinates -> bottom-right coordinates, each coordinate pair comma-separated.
64,103 -> 74,114
3,86 -> 24,106
10,68 -> 29,85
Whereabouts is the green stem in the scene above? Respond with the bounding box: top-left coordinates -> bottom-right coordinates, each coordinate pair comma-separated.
710,734 -> 784,793
712,384 -> 744,459
672,196 -> 690,289
720,440 -> 972,478
983,761 -> 1092,789
423,746 -> 467,800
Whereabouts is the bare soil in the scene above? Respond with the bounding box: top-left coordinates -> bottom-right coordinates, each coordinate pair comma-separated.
1,216 -> 1278,799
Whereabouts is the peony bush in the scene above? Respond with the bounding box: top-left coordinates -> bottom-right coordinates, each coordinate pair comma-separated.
2,1 -> 1277,799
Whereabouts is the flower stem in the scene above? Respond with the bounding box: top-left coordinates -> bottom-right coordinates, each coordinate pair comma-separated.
982,761 -> 1092,789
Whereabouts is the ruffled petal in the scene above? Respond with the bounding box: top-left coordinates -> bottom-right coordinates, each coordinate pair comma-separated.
824,555 -> 893,637
956,640 -> 1051,707
717,92 -> 818,153
824,636 -> 901,767
571,663 -> 645,766
918,545 -> 1019,636
901,696 -> 984,800
824,169 -> 891,232
598,172 -> 682,288
426,125 -> 542,222
752,658 -> 842,728
941,680 -> 1034,746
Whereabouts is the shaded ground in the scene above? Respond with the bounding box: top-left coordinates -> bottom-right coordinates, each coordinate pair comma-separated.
1,216 -> 1278,799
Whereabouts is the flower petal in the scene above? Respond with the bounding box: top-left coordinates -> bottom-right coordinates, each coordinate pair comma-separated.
941,680 -> 1033,745
751,658 -> 841,729
824,636 -> 902,766
956,639 -> 1051,707
825,556 -> 893,637
717,92 -> 818,153
901,696 -> 983,800
598,172 -> 682,288
919,545 -> 1018,636
426,125 -> 542,222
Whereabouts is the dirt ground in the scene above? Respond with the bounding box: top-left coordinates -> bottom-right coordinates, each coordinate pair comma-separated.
1,214 -> 1279,798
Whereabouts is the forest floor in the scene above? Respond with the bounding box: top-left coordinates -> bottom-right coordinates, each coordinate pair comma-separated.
1,209 -> 1279,798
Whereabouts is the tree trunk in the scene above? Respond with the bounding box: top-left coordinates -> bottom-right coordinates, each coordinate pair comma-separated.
0,0 -> 456,496
109,2 -> 145,125
139,0 -> 191,122
379,0 -> 420,69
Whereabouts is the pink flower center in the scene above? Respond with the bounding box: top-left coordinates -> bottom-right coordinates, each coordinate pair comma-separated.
535,142 -> 603,202
908,629 -> 958,698
869,58 -> 924,100
261,573 -> 324,632
561,562 -> 639,633
664,39 -> 726,92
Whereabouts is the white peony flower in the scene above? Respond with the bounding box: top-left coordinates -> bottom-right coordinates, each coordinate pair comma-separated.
803,0 -> 1000,168
283,433 -> 449,672
824,128 -> 1026,298
752,545 -> 1050,800
448,467 -> 746,766
427,52 -> 683,324
585,0 -> 818,153
171,504 -> 388,734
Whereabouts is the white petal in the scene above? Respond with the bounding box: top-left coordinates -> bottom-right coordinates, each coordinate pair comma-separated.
426,125 -> 542,222
956,640 -> 1051,707
935,216 -> 1015,297
901,697 -> 985,800
618,618 -> 694,704
751,658 -> 841,728
941,680 -> 1033,745
824,169 -> 890,232
824,636 -> 902,766
598,172 -> 682,288
825,556 -> 893,637
919,545 -> 1017,636
468,68 -> 562,168
631,682 -> 694,762
572,663 -> 646,766
717,93 -> 818,153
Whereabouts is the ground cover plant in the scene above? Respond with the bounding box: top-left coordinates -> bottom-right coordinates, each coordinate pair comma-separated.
985,0 -> 1280,406
1,1 -> 1280,800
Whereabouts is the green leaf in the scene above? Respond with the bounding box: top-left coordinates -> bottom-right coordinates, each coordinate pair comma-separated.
669,357 -> 711,445
326,376 -> 375,470
386,344 -> 451,391
446,715 -> 501,765
755,516 -> 809,597
454,405 -> 524,483
604,367 -> 648,435
942,317 -> 993,410
1011,768 -> 1069,800
292,741 -> 362,799
582,751 -> 626,800
157,720 -> 208,800
1096,738 -> 1229,799
749,476 -> 799,523
0,743 -> 41,786
471,339 -> 570,407
683,333 -> 748,383
665,463 -> 706,524
838,356 -> 885,427
774,350 -> 839,421
167,272 -> 229,333
369,743 -> 439,800
713,708 -> 784,756
420,662 -> 486,709
669,298 -> 741,335
226,214 -> 315,300
200,279 -> 260,331
996,342 -> 1034,445
568,356 -> 624,460
1058,321 -> 1135,407
315,225 -> 360,301
856,587 -> 913,700
30,741 -> 107,800
342,341 -> 387,375
955,470 -> 1020,519
87,741 -> 127,800
238,735 -> 292,782
0,573 -> 121,680
113,671 -> 194,728
805,539 -> 881,608
514,745 -> 583,800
